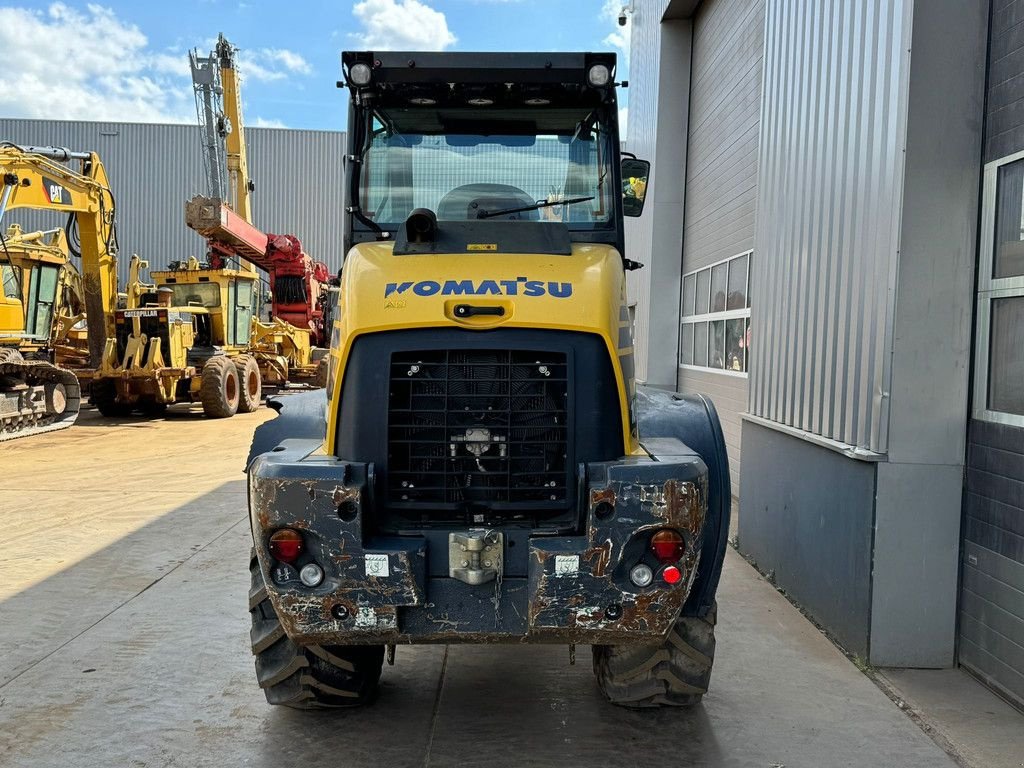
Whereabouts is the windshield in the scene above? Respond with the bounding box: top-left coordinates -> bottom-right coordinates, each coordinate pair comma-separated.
161,283 -> 221,308
359,108 -> 614,231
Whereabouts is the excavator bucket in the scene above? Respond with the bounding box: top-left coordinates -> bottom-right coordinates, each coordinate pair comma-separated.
0,353 -> 81,442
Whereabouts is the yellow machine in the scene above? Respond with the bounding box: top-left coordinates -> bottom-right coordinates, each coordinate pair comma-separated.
91,255 -> 261,418
243,52 -> 731,712
181,34 -> 332,397
0,144 -> 119,440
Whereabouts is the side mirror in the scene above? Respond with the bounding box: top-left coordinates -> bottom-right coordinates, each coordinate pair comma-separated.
621,158 -> 651,217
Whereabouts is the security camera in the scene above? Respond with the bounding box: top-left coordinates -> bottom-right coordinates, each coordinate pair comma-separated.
618,10 -> 628,26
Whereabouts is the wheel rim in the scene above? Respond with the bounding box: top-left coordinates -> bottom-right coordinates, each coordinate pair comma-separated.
247,369 -> 259,398
226,373 -> 238,404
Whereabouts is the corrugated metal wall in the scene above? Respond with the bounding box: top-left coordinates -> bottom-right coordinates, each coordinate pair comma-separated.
748,0 -> 912,454
678,0 -> 764,499
681,0 -> 763,273
0,119 -> 346,286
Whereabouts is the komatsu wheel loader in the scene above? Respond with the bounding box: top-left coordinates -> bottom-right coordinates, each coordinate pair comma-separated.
0,144 -> 119,440
245,52 -> 730,709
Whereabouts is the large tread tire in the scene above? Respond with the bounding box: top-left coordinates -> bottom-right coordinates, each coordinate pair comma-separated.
200,355 -> 239,418
91,378 -> 132,418
234,355 -> 262,413
249,552 -> 384,709
0,348 -> 24,364
139,398 -> 168,417
593,602 -> 717,708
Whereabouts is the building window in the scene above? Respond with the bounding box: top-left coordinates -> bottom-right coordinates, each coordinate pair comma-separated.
975,152 -> 1024,425
679,251 -> 751,375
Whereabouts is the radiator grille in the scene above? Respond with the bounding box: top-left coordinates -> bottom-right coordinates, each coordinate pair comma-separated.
387,349 -> 569,508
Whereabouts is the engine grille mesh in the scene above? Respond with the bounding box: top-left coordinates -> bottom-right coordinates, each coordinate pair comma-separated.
387,349 -> 569,507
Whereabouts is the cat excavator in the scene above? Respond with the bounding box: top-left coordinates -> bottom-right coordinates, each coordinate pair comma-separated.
0,144 -> 118,440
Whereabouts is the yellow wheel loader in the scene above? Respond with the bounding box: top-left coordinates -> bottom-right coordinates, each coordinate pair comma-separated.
0,144 -> 120,440
244,52 -> 732,710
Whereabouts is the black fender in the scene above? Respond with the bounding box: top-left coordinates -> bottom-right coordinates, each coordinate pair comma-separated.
637,387 -> 731,618
245,390 -> 327,471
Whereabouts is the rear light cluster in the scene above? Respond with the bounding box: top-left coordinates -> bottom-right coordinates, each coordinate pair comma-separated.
268,528 -> 324,587
628,529 -> 686,589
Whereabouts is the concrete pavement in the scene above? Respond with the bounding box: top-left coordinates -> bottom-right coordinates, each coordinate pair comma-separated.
0,406 -> 962,767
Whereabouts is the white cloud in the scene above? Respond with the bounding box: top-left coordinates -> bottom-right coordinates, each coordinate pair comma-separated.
251,116 -> 287,129
0,4 -> 311,125
237,48 -> 313,82
600,0 -> 631,63
351,0 -> 457,51
0,3 -> 194,123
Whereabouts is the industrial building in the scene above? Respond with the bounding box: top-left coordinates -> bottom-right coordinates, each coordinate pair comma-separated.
625,0 -> 1023,708
0,119 -> 346,285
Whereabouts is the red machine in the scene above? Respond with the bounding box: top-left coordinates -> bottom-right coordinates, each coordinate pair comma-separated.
185,197 -> 335,347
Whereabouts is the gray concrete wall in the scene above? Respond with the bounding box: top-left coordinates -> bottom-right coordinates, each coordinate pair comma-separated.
869,0 -> 988,667
0,119 -> 347,286
739,420 -> 875,657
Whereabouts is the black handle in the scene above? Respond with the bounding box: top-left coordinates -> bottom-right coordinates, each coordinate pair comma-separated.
453,304 -> 505,318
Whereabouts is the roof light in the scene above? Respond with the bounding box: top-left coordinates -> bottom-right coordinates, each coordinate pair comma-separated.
467,97 -> 494,106
409,97 -> 436,105
525,97 -> 550,106
588,63 -> 611,87
349,62 -> 372,86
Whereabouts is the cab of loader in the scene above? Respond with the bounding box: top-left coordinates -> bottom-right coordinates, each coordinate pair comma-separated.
332,51 -> 650,536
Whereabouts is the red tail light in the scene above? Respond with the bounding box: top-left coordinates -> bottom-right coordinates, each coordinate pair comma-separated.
269,529 -> 303,563
650,529 -> 685,563
662,565 -> 682,585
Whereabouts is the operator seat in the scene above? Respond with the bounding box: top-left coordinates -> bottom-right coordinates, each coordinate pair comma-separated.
436,183 -> 539,221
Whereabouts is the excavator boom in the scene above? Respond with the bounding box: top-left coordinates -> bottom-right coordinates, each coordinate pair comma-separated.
0,143 -> 121,439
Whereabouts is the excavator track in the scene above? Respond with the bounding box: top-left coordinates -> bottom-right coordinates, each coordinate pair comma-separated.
0,355 -> 82,442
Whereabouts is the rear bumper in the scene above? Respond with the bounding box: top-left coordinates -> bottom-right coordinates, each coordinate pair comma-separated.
248,440 -> 708,645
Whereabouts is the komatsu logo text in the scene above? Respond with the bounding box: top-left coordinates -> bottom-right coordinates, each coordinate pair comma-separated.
384,278 -> 573,299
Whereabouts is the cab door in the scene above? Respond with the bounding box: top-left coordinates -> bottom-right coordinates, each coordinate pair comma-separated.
25,264 -> 60,341
0,264 -> 25,338
230,279 -> 255,346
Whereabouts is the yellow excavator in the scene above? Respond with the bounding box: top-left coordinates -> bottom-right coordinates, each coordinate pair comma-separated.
0,144 -> 118,440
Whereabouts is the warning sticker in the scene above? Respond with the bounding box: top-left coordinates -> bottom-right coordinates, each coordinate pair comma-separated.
466,243 -> 498,251
365,553 -> 390,577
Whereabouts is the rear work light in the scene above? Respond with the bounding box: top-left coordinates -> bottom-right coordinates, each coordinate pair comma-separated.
269,529 -> 303,563
650,529 -> 685,563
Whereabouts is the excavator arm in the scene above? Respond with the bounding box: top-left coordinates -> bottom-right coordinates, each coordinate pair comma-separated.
0,145 -> 119,367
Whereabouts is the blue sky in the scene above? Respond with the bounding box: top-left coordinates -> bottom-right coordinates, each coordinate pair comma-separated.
0,1 -> 630,134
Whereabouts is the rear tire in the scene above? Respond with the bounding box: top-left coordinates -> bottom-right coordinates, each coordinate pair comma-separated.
234,355 -> 262,413
249,552 -> 384,708
91,378 -> 131,418
593,602 -> 717,708
200,355 -> 239,418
